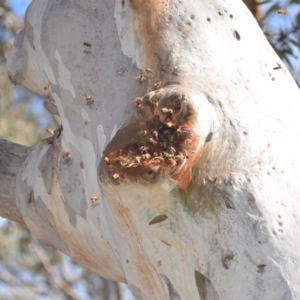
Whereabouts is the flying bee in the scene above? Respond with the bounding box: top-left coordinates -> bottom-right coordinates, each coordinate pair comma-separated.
83,42 -> 92,47
135,97 -> 143,107
44,83 -> 50,91
46,128 -> 55,137
278,9 -> 287,15
90,196 -> 100,202
145,68 -> 152,73
141,130 -> 148,136
104,157 -> 109,163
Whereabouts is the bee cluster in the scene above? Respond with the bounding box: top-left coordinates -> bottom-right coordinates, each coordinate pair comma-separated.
103,91 -> 196,184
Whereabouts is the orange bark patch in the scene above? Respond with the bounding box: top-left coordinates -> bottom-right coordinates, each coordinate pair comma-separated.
128,0 -> 171,70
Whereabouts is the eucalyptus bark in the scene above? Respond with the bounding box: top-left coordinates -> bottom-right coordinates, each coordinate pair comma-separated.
3,0 -> 300,299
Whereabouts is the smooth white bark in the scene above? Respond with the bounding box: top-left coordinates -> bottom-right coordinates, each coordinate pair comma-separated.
6,0 -> 300,299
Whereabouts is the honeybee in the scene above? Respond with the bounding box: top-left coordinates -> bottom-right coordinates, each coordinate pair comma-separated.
46,128 -> 55,136
139,146 -> 149,153
44,83 -> 50,91
134,156 -> 141,163
86,94 -> 95,103
63,151 -> 71,158
104,157 -> 109,163
90,196 -> 100,202
153,82 -> 161,90
165,122 -> 173,128
169,147 -> 176,155
168,158 -> 177,166
152,130 -> 158,139
141,153 -> 151,160
135,97 -> 143,107
153,156 -> 164,162
278,9 -> 287,15
149,138 -> 157,145
83,42 -> 92,47
137,75 -> 147,83
145,68 -> 152,73
112,173 -> 119,180
175,153 -> 185,161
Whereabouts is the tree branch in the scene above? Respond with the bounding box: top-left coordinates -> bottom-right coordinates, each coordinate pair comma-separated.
0,139 -> 28,226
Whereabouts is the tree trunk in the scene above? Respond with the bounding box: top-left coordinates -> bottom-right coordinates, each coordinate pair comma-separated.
4,0 -> 300,299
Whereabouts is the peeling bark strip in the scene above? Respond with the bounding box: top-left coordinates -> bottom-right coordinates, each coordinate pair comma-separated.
0,139 -> 28,225
161,274 -> 181,300
195,271 -> 207,300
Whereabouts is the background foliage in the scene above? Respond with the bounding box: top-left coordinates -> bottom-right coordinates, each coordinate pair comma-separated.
0,0 -> 299,299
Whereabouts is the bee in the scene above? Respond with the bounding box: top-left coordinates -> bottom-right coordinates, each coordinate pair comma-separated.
90,196 -> 100,202
175,153 -> 185,161
278,9 -> 287,15
149,138 -> 158,145
182,27 -> 190,34
80,161 -> 84,169
153,156 -> 164,162
44,83 -> 50,91
137,75 -> 147,83
46,128 -> 55,137
134,156 -> 141,163
104,157 -> 109,163
135,97 -> 143,107
126,162 -> 136,168
117,156 -> 129,166
168,158 -> 177,166
141,130 -> 148,136
139,146 -> 149,153
273,63 -> 282,70
165,122 -> 173,128
145,68 -> 152,73
141,153 -> 151,160
112,173 -> 119,180
153,82 -> 161,90
83,42 -> 92,47
63,151 -> 71,158
169,147 -> 176,155
152,130 -> 158,139
161,108 -> 171,114
86,94 -> 95,103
